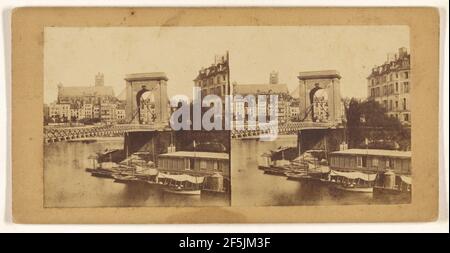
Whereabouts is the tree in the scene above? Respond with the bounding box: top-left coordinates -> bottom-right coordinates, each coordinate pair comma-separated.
345,98 -> 410,150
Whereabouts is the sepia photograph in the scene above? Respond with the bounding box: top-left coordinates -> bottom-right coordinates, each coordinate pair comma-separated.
228,26 -> 412,206
4,1 -> 446,237
43,26 -> 412,208
43,27 -> 234,207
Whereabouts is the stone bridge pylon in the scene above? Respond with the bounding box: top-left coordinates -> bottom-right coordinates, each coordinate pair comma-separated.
297,70 -> 342,124
124,72 -> 170,127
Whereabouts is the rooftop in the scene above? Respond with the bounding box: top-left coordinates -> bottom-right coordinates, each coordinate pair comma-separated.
331,149 -> 411,158
125,72 -> 168,81
194,61 -> 229,81
58,85 -> 115,98
159,151 -> 229,160
298,70 -> 341,80
368,47 -> 410,78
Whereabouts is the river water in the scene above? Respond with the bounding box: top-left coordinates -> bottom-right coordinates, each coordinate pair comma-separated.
44,138 -> 228,207
231,135 -> 391,206
45,135 -> 399,208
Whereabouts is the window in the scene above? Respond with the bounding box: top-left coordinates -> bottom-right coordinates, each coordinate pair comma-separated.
395,82 -> 399,92
200,160 -> 207,170
362,156 -> 367,167
404,82 -> 410,93
404,72 -> 409,79
357,156 -> 363,168
389,100 -> 393,110
184,158 -> 191,170
404,114 -> 409,122
403,98 -> 407,110
372,158 -> 379,167
395,101 -> 398,109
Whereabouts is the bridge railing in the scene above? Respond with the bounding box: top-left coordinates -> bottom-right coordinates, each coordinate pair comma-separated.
44,123 -> 168,143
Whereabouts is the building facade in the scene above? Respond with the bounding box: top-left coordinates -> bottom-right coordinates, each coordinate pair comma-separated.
49,73 -> 124,124
232,72 -> 291,128
367,47 -> 411,125
288,100 -> 300,120
194,53 -> 230,100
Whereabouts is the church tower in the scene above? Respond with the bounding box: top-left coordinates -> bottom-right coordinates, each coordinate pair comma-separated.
95,72 -> 104,87
269,71 -> 279,84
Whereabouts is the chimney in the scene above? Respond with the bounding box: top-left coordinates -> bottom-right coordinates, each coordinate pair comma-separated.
398,47 -> 408,58
95,72 -> 104,87
269,71 -> 279,84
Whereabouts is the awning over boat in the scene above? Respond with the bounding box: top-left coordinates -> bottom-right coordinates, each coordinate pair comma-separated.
330,170 -> 377,181
309,165 -> 331,173
158,173 -> 204,184
399,175 -> 412,185
135,166 -> 159,176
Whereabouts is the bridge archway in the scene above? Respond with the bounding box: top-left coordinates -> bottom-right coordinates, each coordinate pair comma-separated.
138,90 -> 157,124
298,70 -> 342,124
125,72 -> 169,126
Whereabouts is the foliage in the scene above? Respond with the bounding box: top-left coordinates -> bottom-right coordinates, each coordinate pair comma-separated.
345,98 -> 410,150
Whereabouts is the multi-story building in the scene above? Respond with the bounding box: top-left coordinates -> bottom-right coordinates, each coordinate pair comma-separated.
100,103 -> 117,123
83,104 -> 93,119
232,72 -> 291,128
49,102 -> 71,122
288,100 -> 300,120
49,73 -> 125,123
367,47 -> 411,125
70,104 -> 84,121
194,53 -> 230,101
115,101 -> 126,123
93,104 -> 101,119
116,108 -> 126,122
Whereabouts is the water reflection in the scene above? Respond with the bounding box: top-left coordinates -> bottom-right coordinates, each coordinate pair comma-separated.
44,139 -> 228,207
231,136 -> 381,206
44,136 -> 402,207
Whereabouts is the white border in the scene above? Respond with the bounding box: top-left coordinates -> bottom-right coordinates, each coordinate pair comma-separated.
1,0 -> 448,233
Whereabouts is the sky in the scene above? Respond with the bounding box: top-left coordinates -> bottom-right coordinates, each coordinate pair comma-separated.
44,26 -> 409,104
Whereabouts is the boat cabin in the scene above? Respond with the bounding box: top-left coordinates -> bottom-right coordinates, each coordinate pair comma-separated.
157,151 -> 230,177
329,149 -> 411,175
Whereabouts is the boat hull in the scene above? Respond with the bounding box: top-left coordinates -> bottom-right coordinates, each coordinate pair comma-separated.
164,188 -> 201,195
334,184 -> 373,193
91,171 -> 114,179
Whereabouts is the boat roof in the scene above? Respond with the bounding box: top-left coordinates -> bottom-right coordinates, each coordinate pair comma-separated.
331,149 -> 411,158
330,170 -> 377,181
158,151 -> 229,160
